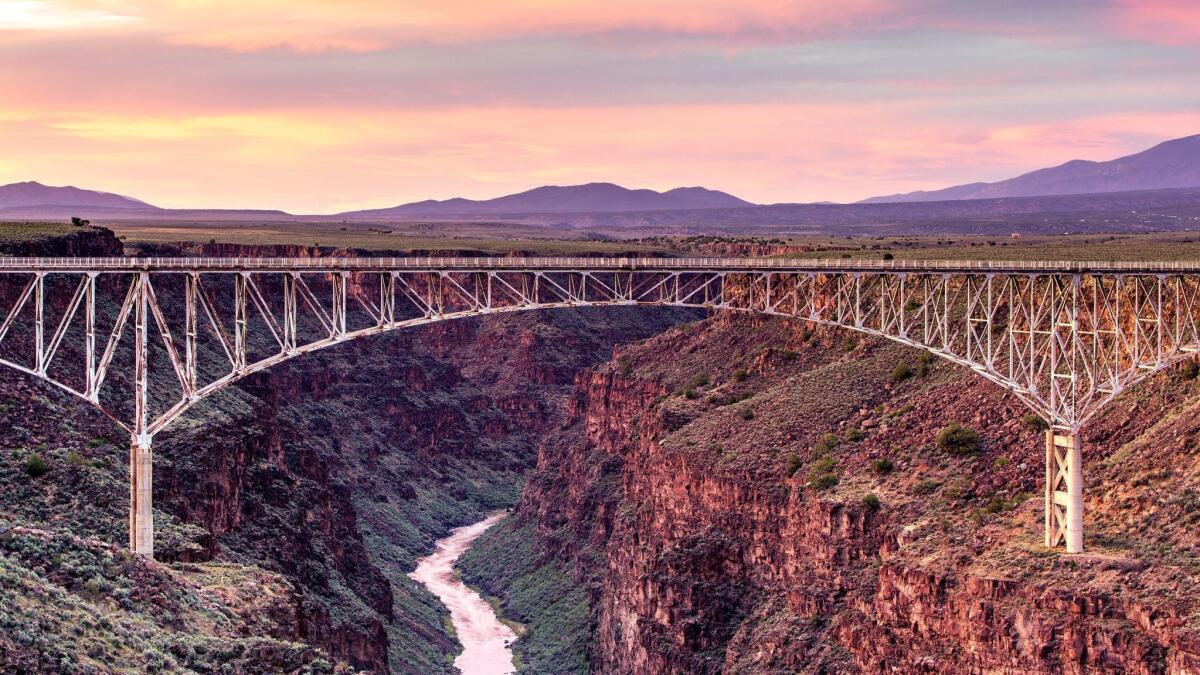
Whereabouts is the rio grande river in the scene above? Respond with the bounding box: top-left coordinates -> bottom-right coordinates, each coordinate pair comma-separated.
409,512 -> 517,675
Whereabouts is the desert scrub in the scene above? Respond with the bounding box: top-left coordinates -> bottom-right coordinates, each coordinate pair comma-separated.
24,453 -> 48,478
814,433 -> 839,454
871,458 -> 895,475
862,493 -> 881,510
1022,414 -> 1049,432
786,453 -> 802,477
936,423 -> 981,456
733,368 -> 749,382
807,457 -> 839,490
740,407 -> 755,421
688,373 -> 710,388
891,362 -> 913,383
912,479 -> 940,495
916,350 -> 934,377
845,428 -> 865,442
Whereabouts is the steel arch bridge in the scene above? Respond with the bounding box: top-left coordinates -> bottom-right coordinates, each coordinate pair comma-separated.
3,256 -> 1200,559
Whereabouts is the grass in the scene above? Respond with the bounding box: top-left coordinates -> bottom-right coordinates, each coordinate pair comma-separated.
0,222 -> 80,243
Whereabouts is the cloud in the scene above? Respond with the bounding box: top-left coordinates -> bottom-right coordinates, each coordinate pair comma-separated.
0,0 -> 137,30
1108,0 -> 1200,45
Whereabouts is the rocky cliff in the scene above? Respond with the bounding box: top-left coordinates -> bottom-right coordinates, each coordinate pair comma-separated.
465,313 -> 1200,673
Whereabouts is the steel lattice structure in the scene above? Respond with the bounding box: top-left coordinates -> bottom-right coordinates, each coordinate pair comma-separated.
3,255 -> 1200,558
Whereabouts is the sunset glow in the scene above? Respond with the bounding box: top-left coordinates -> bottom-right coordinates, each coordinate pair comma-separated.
1,0 -> 1197,211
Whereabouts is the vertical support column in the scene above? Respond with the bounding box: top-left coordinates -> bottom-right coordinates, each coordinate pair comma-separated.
131,272 -> 154,558
1045,429 -> 1083,553
129,435 -> 154,558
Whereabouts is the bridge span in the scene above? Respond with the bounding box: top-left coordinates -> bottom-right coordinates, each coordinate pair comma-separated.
3,255 -> 1200,559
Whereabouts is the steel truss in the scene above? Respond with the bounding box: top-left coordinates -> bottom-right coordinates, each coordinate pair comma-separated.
2,257 -> 1199,558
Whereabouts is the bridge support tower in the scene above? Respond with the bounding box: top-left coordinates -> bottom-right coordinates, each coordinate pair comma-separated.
1045,430 -> 1083,553
129,436 -> 154,558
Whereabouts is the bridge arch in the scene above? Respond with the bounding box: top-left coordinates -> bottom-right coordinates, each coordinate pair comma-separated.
4,256 -> 1200,558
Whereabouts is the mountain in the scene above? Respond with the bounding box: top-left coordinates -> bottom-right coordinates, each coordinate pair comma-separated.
862,134 -> 1200,203
0,181 -> 159,211
339,182 -> 753,217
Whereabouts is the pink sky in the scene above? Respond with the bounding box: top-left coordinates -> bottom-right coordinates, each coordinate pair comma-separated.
0,1 -> 1197,212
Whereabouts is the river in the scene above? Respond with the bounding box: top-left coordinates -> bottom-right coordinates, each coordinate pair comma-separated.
409,512 -> 517,675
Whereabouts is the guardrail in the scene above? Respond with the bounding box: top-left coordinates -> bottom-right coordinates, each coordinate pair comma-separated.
1,256 -> 1199,273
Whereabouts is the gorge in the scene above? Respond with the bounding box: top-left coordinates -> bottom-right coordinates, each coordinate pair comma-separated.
2,227 -> 1200,673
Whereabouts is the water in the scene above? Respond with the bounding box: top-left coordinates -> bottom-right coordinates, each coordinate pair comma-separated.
409,512 -> 517,675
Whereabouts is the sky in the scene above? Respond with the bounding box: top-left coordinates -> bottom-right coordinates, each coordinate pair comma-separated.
0,1 -> 1198,213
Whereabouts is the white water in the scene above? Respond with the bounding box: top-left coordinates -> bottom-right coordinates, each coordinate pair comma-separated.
409,512 -> 517,675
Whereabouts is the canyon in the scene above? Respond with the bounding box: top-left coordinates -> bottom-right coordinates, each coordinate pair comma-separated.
3,226 -> 1200,673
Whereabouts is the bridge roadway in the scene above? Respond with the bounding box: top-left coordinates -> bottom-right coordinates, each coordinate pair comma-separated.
3,255 -> 1200,558
3,255 -> 1200,273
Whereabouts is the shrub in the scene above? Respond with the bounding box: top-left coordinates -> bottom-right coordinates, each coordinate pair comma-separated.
862,493 -> 881,510
786,454 -> 802,477
24,453 -> 47,478
733,368 -> 749,382
689,373 -> 710,388
66,451 -> 86,468
799,329 -> 814,342
871,458 -> 895,475
904,298 -> 921,312
992,456 -> 1011,469
619,358 -> 633,377
891,362 -> 913,383
740,407 -> 755,421
842,337 -> 858,352
912,479 -> 940,495
936,423 -> 981,456
683,389 -> 699,400
1021,414 -> 1049,432
814,433 -> 840,453
845,428 -> 865,442
1184,360 -> 1200,380
807,457 -> 839,490
809,473 -> 839,490
882,252 -> 894,260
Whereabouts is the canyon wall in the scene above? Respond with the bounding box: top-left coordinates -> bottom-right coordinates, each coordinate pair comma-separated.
467,313 -> 1200,673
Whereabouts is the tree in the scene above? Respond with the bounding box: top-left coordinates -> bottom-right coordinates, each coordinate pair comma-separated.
70,216 -> 90,227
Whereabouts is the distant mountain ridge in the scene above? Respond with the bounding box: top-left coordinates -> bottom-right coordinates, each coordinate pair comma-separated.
863,134 -> 1200,203
0,181 -> 158,211
339,182 -> 754,217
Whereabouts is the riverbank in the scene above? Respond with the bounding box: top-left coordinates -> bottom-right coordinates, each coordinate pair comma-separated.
410,513 -> 517,675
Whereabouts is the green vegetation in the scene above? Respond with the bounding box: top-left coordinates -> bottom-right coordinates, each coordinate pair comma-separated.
740,407 -> 755,421
814,433 -> 840,454
1022,414 -> 1050,432
912,479 -> 941,495
916,350 -> 934,377
458,523 -> 591,674
786,454 -> 802,477
688,373 -> 710,388
862,493 -> 881,510
936,423 -> 981,456
845,428 -> 865,442
733,368 -> 749,382
807,457 -> 839,491
871,458 -> 895,475
24,453 -> 47,478
891,362 -> 913,383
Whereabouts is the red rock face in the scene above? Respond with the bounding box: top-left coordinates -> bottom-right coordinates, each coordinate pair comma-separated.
512,314 -> 1200,674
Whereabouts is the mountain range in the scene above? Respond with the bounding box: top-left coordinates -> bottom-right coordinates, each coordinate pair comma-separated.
341,183 -> 752,217
2,134 -> 1198,230
861,134 -> 1200,203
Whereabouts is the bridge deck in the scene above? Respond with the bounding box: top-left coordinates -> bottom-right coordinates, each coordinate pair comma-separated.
0,256 -> 1198,274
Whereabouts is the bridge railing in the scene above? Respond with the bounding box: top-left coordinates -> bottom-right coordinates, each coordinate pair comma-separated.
2,256 -> 1200,273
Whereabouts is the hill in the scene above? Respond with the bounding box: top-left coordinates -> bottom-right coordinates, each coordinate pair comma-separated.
863,134 -> 1200,203
339,182 -> 753,217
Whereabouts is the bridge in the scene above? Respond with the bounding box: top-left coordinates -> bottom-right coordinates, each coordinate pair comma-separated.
3,255 -> 1200,559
